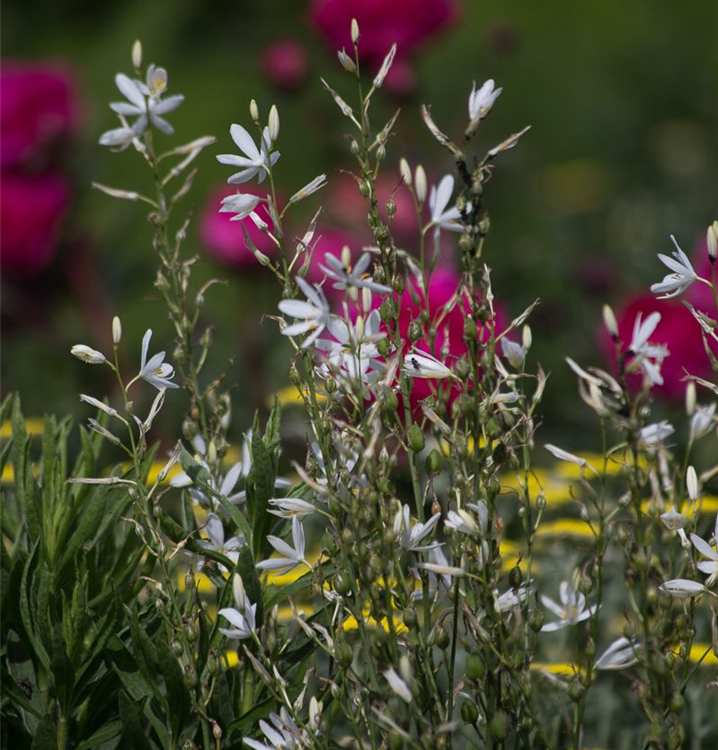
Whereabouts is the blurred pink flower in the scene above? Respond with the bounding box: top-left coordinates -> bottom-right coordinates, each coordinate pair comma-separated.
199,186 -> 280,268
607,294 -> 715,400
0,62 -> 79,169
309,0 -> 459,63
260,39 -> 309,90
397,266 -> 504,411
0,171 -> 70,277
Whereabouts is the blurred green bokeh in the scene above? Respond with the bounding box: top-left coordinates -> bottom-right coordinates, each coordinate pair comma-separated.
2,0 -> 717,443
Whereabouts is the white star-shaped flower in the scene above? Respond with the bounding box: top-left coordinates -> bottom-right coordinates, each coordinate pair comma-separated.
136,329 -> 179,390
468,79 -> 502,122
216,124 -> 280,185
278,276 -> 331,348
427,175 -> 463,238
690,514 -> 718,587
393,504 -> 442,552
541,581 -> 595,632
256,516 -> 309,575
108,69 -> 183,136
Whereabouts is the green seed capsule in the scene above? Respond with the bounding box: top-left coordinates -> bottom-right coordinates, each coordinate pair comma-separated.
461,701 -> 479,724
408,424 -> 425,452
426,449 -> 443,474
335,642 -> 353,668
435,628 -> 450,649
488,711 -> 509,740
465,653 -> 486,681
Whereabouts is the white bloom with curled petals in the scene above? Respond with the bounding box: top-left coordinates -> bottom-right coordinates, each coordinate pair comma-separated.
268,497 -> 316,519
217,124 -> 280,185
638,420 -> 674,449
71,345 -> 106,364
218,574 -> 256,641
198,513 -> 244,573
690,402 -> 716,441
219,192 -> 262,221
319,251 -> 391,294
660,508 -> 691,549
659,579 -> 706,599
383,667 -> 412,703
278,277 -> 331,348
651,235 -> 700,299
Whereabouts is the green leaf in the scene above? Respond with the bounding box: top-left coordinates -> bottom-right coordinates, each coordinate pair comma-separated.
153,636 -> 190,738
225,696 -> 275,737
30,712 -> 58,750
249,430 -> 274,560
51,625 -> 74,711
19,544 -> 51,671
118,691 -> 154,750
75,720 -> 123,750
264,560 -> 332,610
56,485 -> 109,577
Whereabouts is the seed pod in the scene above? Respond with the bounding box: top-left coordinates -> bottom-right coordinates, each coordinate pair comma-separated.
465,653 -> 486,681
488,711 -> 509,740
407,424 -> 425,453
435,627 -> 450,649
426,449 -> 443,474
334,572 -> 352,596
335,642 -> 353,668
461,701 -> 479,724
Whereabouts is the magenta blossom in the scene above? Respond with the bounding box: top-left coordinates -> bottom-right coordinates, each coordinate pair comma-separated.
199,186 -> 280,268
260,39 -> 309,90
0,171 -> 70,277
309,0 -> 459,63
0,62 -> 79,169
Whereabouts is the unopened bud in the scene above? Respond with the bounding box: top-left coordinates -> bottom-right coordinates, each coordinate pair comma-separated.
249,99 -> 259,123
268,105 -> 280,142
351,18 -> 360,44
522,325 -> 532,350
337,49 -> 356,73
603,304 -> 618,340
414,165 -> 427,203
685,382 -> 696,416
707,221 -> 718,262
132,40 -> 142,70
111,316 -> 122,345
400,158 -> 412,186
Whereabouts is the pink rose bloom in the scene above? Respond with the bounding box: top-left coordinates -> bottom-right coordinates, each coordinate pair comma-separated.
199,186 -> 280,268
260,39 -> 309,90
0,171 -> 70,277
309,0 -> 459,63
0,62 -> 79,169
606,294 -> 715,400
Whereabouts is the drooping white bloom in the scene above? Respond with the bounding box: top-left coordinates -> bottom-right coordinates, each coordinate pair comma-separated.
690,515 -> 718,587
217,124 -> 280,185
256,516 -> 309,575
290,174 -> 328,204
218,574 -> 257,641
541,581 -> 595,632
87,419 -> 121,445
495,583 -> 532,614
690,403 -> 716,441
638,420 -> 674,449
107,69 -> 183,136
393,504 -> 442,552
383,667 -> 412,703
428,175 -> 462,237
242,709 -> 303,750
660,508 -> 691,549
268,497 -> 316,519
595,638 -> 640,670
650,235 -> 700,299
71,345 -> 106,364
219,192 -> 262,221
411,546 -> 455,601
501,339 -> 525,368
468,79 -> 502,121
402,349 -> 453,379
79,394 -> 124,421
545,444 -> 597,474
319,250 -> 391,294
659,578 -> 706,599
278,276 -> 331,348
445,502 -> 488,537
137,329 -> 179,390
198,513 -> 244,573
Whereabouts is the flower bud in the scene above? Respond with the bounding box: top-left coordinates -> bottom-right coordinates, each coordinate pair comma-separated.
414,165 -> 427,203
707,221 -> 718,262
351,18 -> 360,44
337,48 -> 356,73
249,99 -> 259,123
268,105 -> 280,142
111,316 -> 122,345
132,40 -> 142,70
685,381 -> 696,416
400,158 -> 412,186
603,304 -> 618,340
71,345 -> 106,364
